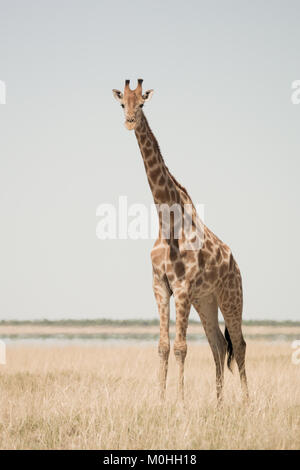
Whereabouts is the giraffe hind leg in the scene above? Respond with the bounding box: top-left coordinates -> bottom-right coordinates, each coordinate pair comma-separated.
217,273 -> 249,401
193,295 -> 227,402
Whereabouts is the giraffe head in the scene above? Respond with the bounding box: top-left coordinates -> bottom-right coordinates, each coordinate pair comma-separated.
112,79 -> 154,130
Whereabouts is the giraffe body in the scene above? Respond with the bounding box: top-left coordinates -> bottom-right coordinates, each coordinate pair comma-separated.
113,79 -> 248,402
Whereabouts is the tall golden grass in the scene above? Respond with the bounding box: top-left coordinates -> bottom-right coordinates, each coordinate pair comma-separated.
0,342 -> 299,449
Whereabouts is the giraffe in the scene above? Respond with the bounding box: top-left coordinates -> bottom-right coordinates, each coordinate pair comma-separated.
112,79 -> 249,403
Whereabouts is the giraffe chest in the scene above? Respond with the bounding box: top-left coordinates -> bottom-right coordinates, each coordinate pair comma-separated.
151,241 -> 200,286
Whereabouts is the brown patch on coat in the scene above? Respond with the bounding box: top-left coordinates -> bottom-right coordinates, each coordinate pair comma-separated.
155,188 -> 169,203
204,266 -> 218,283
148,156 -> 157,166
175,261 -> 185,278
198,250 -> 206,268
169,243 -> 178,261
158,175 -> 165,186
219,263 -> 228,278
150,167 -> 161,183
144,147 -> 153,158
216,248 -> 221,263
205,239 -> 213,252
139,134 -> 147,145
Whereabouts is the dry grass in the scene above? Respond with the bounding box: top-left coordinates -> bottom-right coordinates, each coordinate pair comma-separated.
0,323 -> 299,336
0,342 -> 299,449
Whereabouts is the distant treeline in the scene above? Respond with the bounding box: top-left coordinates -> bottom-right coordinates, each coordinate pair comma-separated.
0,318 -> 299,327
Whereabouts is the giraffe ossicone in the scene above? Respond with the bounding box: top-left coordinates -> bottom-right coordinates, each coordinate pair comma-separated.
112,78 -> 249,402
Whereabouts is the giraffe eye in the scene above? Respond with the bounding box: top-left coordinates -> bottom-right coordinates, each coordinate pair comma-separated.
121,104 -> 125,108
140,104 -> 144,108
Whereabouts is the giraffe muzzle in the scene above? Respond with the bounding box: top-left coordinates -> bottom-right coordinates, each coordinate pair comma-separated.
125,118 -> 136,130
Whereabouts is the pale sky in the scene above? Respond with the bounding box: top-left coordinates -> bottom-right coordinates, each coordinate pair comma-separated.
0,0 -> 299,321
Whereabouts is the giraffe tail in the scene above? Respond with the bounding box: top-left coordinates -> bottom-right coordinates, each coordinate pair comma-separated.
224,326 -> 234,372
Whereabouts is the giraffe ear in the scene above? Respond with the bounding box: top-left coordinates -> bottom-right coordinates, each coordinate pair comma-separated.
142,89 -> 154,102
112,89 -> 123,102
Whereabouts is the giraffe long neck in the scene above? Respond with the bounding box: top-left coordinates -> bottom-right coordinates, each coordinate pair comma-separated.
134,112 -> 190,207
135,112 -> 200,246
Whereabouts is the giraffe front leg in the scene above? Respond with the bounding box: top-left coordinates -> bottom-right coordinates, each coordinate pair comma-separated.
173,290 -> 191,402
153,275 -> 171,401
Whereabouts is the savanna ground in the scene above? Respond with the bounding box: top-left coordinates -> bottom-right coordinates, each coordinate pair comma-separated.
0,332 -> 299,449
